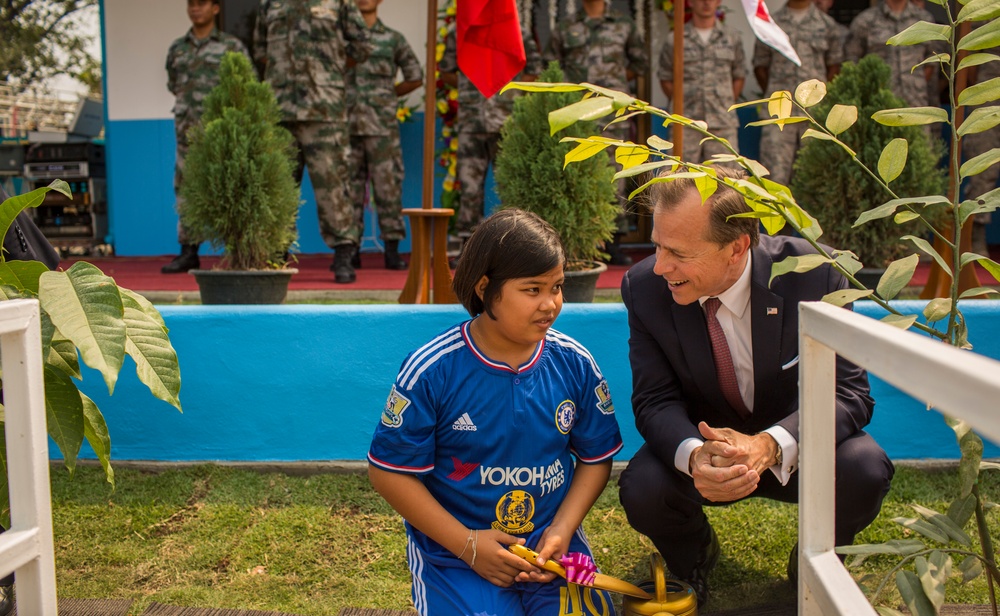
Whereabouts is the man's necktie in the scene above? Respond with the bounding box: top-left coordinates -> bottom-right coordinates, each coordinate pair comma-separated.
704,297 -> 751,419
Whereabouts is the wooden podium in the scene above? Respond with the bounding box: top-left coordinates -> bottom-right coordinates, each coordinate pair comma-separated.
399,208 -> 458,304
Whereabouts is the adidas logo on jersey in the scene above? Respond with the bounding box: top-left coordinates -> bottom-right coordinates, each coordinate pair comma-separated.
452,413 -> 477,431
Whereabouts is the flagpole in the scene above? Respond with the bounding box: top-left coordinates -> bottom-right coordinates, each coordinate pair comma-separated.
399,0 -> 457,304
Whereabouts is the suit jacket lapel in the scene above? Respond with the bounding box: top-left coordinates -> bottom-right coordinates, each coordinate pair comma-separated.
751,247 -> 784,412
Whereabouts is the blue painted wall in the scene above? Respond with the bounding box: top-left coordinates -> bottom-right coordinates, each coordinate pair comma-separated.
105,114 -> 500,257
65,300 -> 1000,464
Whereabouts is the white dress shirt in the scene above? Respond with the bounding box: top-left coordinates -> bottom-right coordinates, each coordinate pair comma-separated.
673,252 -> 799,485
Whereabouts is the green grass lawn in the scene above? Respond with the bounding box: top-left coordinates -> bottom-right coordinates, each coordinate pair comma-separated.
45,463 -> 999,615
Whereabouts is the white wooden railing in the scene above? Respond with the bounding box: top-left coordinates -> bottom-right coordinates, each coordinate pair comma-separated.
798,301 -> 1000,615
0,299 -> 58,615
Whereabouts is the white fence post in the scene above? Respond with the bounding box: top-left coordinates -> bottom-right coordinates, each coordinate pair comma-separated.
798,300 -> 1000,615
0,299 -> 58,615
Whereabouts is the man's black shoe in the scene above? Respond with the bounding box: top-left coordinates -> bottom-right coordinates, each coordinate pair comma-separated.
0,584 -> 13,616
161,244 -> 200,274
684,526 -> 720,607
384,240 -> 407,270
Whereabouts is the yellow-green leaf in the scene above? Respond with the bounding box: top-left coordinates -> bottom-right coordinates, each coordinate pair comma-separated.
647,135 -> 674,152
958,17 -> 1000,50
745,117 -> 809,129
957,77 -> 1000,107
0,180 -> 71,255
877,254 -> 919,300
895,211 -> 920,223
904,234 -> 953,278
549,96 -> 615,135
693,173 -> 718,205
501,81 -> 587,94
887,20 -> 949,45
856,195 -> 950,226
80,392 -> 114,487
0,260 -> 49,294
873,107 -> 949,126
794,79 -> 826,107
973,255 -> 1000,283
957,0 -> 1000,22
47,338 -> 81,380
121,290 -> 182,411
613,159 -> 679,181
770,254 -> 833,285
802,128 -> 857,156
924,297 -> 952,322
881,314 -> 919,329
822,288 -> 874,306
960,286 -> 1000,298
957,105 -> 1000,136
43,363 -> 85,472
913,53 -> 950,71
826,104 -> 858,135
878,138 -> 908,183
615,145 -> 650,169
959,147 -> 1000,180
563,139 -> 614,168
767,91 -> 793,120
957,52 -> 999,72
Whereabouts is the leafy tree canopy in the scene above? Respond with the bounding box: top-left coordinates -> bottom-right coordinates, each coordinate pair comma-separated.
0,0 -> 100,91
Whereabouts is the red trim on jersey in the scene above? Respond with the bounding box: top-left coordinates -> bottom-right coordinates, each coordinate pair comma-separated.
368,453 -> 434,474
573,441 -> 624,464
460,320 -> 545,373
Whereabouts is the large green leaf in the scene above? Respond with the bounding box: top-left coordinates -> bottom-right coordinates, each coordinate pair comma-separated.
959,555 -> 984,583
948,493 -> 977,527
958,18 -> 1000,51
958,186 -> 1000,224
549,97 -> 615,135
957,52 -> 1000,72
887,20 -> 950,45
47,337 -> 81,380
837,539 -> 926,556
915,552 -> 949,612
957,77 -> 1000,107
834,251 -> 864,276
856,195 -> 950,226
959,147 -> 1000,180
39,262 -> 126,394
121,289 -> 182,411
893,516 -> 950,543
956,105 -> 1000,136
923,297 -> 952,322
912,504 -> 972,545
80,392 -> 114,487
822,288 -> 873,306
878,138 -> 908,183
826,104 -> 858,135
903,235 -> 952,278
873,107 -> 949,126
0,180 -> 71,255
957,0 -> 1000,22
43,363 -> 85,472
501,81 -> 587,94
615,145 -> 650,169
896,569 -> 938,616
878,254 -> 920,300
563,139 -> 614,168
794,79 -> 826,107
0,260 -> 49,294
769,255 -> 833,286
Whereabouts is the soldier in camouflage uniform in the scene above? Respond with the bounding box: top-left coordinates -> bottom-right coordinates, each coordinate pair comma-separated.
163,0 -> 250,274
438,27 -> 542,242
814,0 -> 850,48
545,0 -> 649,264
963,41 -> 999,255
658,0 -> 745,166
254,0 -> 371,283
845,0 -> 935,108
754,0 -> 843,187
348,0 -> 423,271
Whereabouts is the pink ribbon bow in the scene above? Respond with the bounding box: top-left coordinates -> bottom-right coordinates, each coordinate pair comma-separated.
559,552 -> 597,586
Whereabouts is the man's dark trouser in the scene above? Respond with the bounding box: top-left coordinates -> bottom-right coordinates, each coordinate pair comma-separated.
618,430 -> 895,579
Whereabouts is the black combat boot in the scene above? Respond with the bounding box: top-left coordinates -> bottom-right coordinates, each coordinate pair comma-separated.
161,244 -> 200,274
605,234 -> 633,266
384,240 -> 407,270
352,250 -> 362,269
332,246 -> 357,284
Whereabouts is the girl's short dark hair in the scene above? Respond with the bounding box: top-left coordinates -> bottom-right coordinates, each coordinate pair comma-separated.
453,208 -> 566,319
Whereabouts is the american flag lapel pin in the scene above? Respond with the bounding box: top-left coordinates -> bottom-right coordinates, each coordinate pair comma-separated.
767,307 -> 778,316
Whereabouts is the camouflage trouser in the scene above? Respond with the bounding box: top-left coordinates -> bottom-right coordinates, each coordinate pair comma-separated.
964,123 -> 999,225
677,126 -> 740,167
349,133 -> 407,242
759,120 -> 809,187
284,120 -> 357,248
455,131 -> 501,236
173,141 -> 194,245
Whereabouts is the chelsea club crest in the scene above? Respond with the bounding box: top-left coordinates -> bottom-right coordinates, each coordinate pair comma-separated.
555,400 -> 576,434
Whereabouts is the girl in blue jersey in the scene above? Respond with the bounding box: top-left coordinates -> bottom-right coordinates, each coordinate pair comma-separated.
368,209 -> 624,616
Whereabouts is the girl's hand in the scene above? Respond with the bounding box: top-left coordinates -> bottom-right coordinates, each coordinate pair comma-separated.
514,527 -> 571,584
465,529 -> 538,587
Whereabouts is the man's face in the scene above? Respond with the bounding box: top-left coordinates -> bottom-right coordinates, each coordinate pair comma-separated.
650,189 -> 749,306
691,0 -> 722,21
813,0 -> 834,12
187,0 -> 219,28
355,0 -> 381,14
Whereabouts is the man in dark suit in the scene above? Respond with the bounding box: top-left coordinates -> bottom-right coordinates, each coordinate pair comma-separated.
617,167 -> 894,605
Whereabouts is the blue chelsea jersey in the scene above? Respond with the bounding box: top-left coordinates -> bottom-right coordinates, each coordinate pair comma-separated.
369,321 -> 623,561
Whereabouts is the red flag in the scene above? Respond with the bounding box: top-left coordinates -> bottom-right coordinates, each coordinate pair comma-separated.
457,0 -> 526,98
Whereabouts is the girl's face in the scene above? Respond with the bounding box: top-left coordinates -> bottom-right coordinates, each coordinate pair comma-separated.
479,264 -> 565,348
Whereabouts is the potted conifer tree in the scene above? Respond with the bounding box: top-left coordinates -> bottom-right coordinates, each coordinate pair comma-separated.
180,52 -> 300,304
494,62 -> 620,302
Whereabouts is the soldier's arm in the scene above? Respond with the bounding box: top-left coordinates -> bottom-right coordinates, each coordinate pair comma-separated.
625,23 -> 649,80
754,66 -> 769,93
657,39 -> 674,100
438,28 -> 458,87
252,5 -> 267,73
750,39 -> 770,93
341,1 -> 372,66
395,35 -> 424,96
165,43 -> 179,95
732,35 -> 747,100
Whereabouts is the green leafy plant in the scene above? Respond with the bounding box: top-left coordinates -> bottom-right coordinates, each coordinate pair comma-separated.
494,61 -> 619,265
0,180 -> 182,527
791,55 -> 947,270
179,51 -> 300,271
505,3 -> 1000,611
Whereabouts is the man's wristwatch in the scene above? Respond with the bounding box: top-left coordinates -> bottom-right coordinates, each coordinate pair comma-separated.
774,443 -> 783,467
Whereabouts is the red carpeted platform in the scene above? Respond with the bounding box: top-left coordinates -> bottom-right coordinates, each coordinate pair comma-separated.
60,247 -> 996,296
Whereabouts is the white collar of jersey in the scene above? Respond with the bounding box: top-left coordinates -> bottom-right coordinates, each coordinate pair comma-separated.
460,320 -> 544,374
